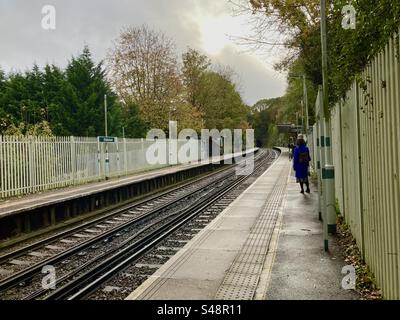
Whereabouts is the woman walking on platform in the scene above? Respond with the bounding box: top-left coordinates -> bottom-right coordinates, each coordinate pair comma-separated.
293,134 -> 311,194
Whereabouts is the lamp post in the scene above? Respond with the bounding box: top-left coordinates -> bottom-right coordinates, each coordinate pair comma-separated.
303,75 -> 309,133
104,94 -> 108,137
319,0 -> 336,252
289,74 -> 309,133
104,94 -> 110,180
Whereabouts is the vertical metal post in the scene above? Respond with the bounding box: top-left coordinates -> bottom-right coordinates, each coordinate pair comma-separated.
320,0 -> 329,120
105,143 -> 110,180
116,137 -> 120,177
104,94 -> 108,137
318,88 -> 328,251
315,120 -> 322,221
123,137 -> 128,174
28,136 -> 34,194
104,95 -> 109,180
70,136 -> 76,184
324,118 -> 337,234
320,0 -> 337,250
303,75 -> 309,133
97,136 -> 102,180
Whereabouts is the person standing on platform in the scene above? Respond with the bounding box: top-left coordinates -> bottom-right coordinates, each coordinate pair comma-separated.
288,141 -> 295,160
293,134 -> 311,194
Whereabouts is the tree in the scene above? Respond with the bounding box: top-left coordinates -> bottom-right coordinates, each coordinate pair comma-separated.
44,64 -> 76,136
249,97 -> 286,147
120,102 -> 148,138
63,46 -> 122,136
0,65 -> 46,131
243,0 -> 400,106
196,71 -> 250,130
0,47 -> 128,137
181,48 -> 211,110
108,25 -> 181,130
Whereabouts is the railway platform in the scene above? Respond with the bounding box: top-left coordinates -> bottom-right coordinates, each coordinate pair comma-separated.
126,150 -> 359,300
0,149 -> 257,242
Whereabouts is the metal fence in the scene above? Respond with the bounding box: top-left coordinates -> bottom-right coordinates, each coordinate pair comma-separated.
328,31 -> 400,299
0,136 -> 204,199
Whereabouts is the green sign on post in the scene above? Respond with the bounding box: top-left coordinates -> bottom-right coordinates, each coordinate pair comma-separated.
99,136 -> 115,143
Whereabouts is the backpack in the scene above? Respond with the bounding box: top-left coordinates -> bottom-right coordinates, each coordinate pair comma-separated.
299,151 -> 310,164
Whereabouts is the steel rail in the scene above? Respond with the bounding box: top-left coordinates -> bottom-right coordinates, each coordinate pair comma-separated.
0,150 -> 263,295
47,150 -> 278,300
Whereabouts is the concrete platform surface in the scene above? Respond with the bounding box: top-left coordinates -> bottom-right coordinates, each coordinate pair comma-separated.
127,150 -> 290,300
265,164 -> 360,300
127,151 -> 360,300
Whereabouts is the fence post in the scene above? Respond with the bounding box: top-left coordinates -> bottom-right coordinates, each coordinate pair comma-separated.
97,136 -> 102,180
116,137 -> 120,177
141,138 -> 145,169
28,136 -> 33,194
355,82 -> 366,259
105,141 -> 110,180
70,136 -> 76,185
123,138 -> 128,174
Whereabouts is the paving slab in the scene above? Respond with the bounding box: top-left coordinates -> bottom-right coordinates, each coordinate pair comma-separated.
127,150 -> 290,300
126,149 -> 362,301
262,166 -> 360,300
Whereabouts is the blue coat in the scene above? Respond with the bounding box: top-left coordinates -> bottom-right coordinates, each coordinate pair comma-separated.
293,144 -> 311,179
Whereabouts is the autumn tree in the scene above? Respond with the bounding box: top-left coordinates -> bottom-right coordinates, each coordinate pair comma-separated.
107,25 -> 181,130
237,0 -> 400,106
181,48 -> 211,110
196,70 -> 249,130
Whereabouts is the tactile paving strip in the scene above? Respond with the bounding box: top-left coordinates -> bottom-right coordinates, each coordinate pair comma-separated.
215,161 -> 290,300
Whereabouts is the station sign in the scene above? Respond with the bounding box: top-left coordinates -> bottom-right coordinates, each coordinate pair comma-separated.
98,136 -> 115,143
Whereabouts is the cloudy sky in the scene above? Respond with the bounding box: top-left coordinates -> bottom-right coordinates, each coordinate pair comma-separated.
0,0 -> 287,105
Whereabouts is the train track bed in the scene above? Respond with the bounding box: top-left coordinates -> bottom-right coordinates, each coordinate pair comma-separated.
0,158 -> 245,278
85,150 -> 278,300
0,149 -> 277,300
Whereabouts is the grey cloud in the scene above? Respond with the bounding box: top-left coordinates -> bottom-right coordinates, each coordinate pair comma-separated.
0,0 -> 286,104
212,46 -> 286,105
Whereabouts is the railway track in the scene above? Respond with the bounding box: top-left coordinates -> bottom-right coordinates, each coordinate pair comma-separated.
0,153 -> 257,276
0,149 -> 278,300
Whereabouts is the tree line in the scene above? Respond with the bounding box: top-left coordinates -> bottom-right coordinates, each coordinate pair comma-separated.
0,25 -> 250,137
242,0 -> 400,146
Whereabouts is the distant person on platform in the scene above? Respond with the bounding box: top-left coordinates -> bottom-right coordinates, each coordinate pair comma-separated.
293,134 -> 311,194
288,142 -> 294,160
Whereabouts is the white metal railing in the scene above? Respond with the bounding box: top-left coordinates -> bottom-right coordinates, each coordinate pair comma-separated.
0,136 -> 205,199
